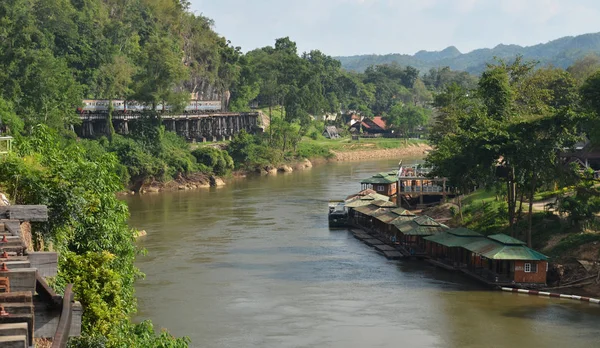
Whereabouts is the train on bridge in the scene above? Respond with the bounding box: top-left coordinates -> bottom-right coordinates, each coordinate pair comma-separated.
77,99 -> 222,114
74,99 -> 261,141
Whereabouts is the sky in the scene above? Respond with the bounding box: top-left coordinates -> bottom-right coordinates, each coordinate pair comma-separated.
189,0 -> 600,57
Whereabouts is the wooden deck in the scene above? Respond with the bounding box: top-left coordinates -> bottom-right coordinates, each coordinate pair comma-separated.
0,206 -> 82,347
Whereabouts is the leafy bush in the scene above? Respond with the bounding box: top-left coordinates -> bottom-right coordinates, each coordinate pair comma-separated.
191,147 -> 234,176
0,125 -> 189,346
295,142 -> 333,159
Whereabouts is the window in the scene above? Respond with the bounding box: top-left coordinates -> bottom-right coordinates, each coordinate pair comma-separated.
377,185 -> 385,191
524,263 -> 538,273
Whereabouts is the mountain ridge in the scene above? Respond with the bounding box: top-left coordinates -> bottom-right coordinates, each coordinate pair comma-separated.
336,32 -> 600,73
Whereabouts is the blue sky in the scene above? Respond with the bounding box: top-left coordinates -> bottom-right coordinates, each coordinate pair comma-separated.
189,0 -> 600,56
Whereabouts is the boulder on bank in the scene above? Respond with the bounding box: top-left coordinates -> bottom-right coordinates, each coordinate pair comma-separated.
210,176 -> 226,187
265,166 -> 278,175
294,159 -> 313,170
278,165 -> 293,173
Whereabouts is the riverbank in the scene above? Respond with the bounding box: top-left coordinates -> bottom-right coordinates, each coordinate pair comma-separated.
128,142 -> 430,194
330,142 -> 431,161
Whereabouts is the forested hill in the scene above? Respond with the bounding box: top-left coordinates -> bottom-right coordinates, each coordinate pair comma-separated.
336,32 -> 600,73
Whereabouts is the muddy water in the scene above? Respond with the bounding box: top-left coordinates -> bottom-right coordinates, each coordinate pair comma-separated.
126,159 -> 600,348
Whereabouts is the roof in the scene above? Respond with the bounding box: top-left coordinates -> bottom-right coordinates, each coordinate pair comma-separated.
395,215 -> 449,236
448,227 -> 482,237
323,126 -> 340,138
462,239 -> 548,261
424,232 -> 485,248
344,194 -> 390,208
345,190 -> 390,202
361,172 -> 397,185
345,189 -> 377,200
488,234 -> 526,245
353,205 -> 391,217
361,117 -> 387,131
390,208 -> 415,216
374,208 -> 416,224
372,116 -> 387,130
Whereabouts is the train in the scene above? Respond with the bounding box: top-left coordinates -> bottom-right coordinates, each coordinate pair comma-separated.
77,99 -> 222,114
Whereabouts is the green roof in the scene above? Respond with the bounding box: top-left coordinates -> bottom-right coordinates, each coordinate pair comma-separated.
413,215 -> 444,227
488,234 -> 527,245
360,172 -> 397,185
448,228 -> 483,237
390,208 -> 415,216
344,193 -> 390,208
424,232 -> 485,248
374,211 -> 402,223
373,208 -> 415,224
395,216 -> 449,236
353,201 -> 395,216
462,239 -> 548,261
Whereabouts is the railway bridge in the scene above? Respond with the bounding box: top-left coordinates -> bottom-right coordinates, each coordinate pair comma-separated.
76,112 -> 261,141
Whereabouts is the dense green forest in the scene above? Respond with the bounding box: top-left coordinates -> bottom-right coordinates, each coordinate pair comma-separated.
337,32 -> 600,73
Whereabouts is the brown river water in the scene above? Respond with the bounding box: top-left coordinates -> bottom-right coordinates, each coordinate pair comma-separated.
125,158 -> 600,348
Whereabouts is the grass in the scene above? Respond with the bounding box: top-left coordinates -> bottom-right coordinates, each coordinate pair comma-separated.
456,188 -> 587,258
257,106 -> 285,121
547,232 -> 600,258
302,136 -> 425,152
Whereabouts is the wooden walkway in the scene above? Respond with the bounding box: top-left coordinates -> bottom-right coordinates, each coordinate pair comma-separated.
349,228 -> 409,260
0,205 -> 81,347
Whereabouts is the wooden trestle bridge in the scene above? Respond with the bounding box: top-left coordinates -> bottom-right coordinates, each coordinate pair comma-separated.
76,112 -> 261,141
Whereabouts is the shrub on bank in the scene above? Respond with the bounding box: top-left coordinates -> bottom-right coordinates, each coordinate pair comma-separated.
191,147 -> 234,176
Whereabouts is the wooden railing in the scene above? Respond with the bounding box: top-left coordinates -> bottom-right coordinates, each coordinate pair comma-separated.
51,284 -> 74,348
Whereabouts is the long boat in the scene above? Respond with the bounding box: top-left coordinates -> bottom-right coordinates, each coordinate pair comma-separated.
328,200 -> 348,228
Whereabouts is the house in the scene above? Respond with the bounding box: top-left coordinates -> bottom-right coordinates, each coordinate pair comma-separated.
372,208 -> 416,239
423,228 -> 486,269
347,114 -> 363,133
322,126 -> 340,139
361,116 -> 388,135
360,172 -> 398,197
561,138 -> 600,177
459,234 -> 549,286
350,200 -> 397,229
390,215 -> 449,256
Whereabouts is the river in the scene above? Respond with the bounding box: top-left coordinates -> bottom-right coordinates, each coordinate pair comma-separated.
125,158 -> 600,348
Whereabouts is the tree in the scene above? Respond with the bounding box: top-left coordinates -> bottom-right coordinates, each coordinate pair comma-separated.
134,35 -> 188,111
97,55 -> 135,139
384,103 -> 430,140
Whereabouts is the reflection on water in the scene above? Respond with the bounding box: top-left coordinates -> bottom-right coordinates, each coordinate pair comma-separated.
126,158 -> 600,348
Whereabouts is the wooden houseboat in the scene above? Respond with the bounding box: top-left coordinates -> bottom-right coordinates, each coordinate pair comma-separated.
423,228 -> 486,270
390,215 -> 449,256
458,234 -> 549,286
397,163 -> 456,209
351,200 -> 397,230
360,172 -> 398,197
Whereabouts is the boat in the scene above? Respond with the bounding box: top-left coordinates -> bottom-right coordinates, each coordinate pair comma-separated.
328,200 -> 348,228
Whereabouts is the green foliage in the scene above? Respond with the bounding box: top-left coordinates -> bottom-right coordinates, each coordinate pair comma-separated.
191,147 -> 234,176
0,125 -> 188,346
384,103 -> 431,138
558,169 -> 600,227
295,142 -> 333,159
548,233 -> 600,258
